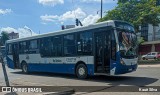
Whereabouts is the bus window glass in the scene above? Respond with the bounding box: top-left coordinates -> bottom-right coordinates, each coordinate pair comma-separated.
51,36 -> 62,56
115,21 -> 134,32
8,44 -> 12,54
29,40 -> 39,53
111,31 -> 116,60
77,32 -> 92,55
64,34 -> 76,56
19,42 -> 28,54
118,31 -> 137,57
40,37 -> 52,57
29,40 -> 38,49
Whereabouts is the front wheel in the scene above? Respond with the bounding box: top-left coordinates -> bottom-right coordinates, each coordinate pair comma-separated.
76,64 -> 88,79
21,62 -> 28,73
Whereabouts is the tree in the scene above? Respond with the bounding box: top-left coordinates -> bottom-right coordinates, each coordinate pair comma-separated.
0,32 -> 9,46
98,0 -> 160,33
118,0 -> 128,3
138,37 -> 145,44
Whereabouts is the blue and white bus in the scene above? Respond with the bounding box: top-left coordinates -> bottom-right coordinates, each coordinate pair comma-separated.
6,20 -> 138,79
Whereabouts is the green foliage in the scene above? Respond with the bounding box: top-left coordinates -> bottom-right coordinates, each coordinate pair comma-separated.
98,0 -> 160,32
118,0 -> 129,4
0,32 -> 9,46
157,57 -> 160,61
138,37 -> 145,44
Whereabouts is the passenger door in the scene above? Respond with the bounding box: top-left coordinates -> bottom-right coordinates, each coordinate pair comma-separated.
12,43 -> 20,69
94,31 -> 111,73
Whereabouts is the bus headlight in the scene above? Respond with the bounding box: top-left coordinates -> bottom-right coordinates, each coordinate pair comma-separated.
120,59 -> 125,65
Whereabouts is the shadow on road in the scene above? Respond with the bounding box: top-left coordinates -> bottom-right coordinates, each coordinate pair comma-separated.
88,75 -> 158,86
11,71 -> 158,86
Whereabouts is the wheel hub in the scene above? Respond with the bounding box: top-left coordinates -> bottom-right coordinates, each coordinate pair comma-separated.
79,67 -> 85,76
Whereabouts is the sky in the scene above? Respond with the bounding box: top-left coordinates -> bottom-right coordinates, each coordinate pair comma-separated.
0,0 -> 117,38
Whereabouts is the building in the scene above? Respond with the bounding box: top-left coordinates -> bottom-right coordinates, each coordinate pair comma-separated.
140,24 -> 160,41
137,0 -> 160,55
157,0 -> 160,6
8,32 -> 19,40
138,24 -> 160,55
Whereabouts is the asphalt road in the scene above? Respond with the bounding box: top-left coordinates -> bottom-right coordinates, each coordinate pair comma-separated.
0,64 -> 160,95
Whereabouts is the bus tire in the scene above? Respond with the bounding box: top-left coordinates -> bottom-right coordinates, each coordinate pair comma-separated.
76,64 -> 88,79
21,62 -> 28,73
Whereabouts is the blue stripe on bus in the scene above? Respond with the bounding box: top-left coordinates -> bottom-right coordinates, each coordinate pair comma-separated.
28,63 -> 94,75
110,51 -> 138,75
6,56 -> 14,69
6,52 -> 138,75
110,62 -> 137,75
118,64 -> 137,74
6,56 -> 94,75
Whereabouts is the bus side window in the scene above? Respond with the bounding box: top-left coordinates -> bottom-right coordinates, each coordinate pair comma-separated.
29,39 -> 38,53
6,44 -> 12,55
8,44 -> 12,54
19,42 -> 28,54
51,36 -> 62,56
111,31 -> 116,60
77,32 -> 92,55
40,37 -> 52,57
64,34 -> 76,56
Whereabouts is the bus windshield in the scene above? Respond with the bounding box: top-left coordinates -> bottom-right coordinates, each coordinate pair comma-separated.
118,29 -> 138,58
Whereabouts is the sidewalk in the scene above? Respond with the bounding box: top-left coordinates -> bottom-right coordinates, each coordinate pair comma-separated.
138,64 -> 160,67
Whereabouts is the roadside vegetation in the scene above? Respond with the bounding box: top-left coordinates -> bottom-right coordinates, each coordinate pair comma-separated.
98,0 -> 160,33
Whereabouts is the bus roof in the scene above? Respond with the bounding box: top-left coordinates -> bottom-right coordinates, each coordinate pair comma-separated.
6,20 -> 131,43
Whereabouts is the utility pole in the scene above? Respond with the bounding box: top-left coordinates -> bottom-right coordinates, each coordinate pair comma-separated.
1,57 -> 10,86
0,45 -> 10,87
101,0 -> 103,19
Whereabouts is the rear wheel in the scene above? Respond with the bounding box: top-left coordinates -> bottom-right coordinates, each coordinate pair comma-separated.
21,62 -> 28,73
76,64 -> 88,79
